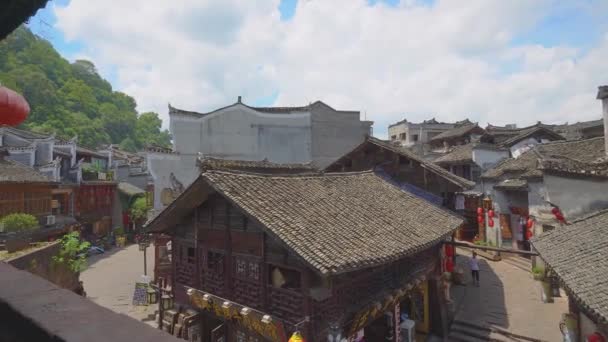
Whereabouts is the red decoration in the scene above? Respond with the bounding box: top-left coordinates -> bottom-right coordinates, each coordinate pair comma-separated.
445,245 -> 454,257
477,207 -> 484,215
526,229 -> 533,240
551,207 -> 559,215
526,218 -> 534,229
477,215 -> 484,224
488,218 -> 495,227
488,209 -> 495,218
0,86 -> 30,126
587,333 -> 606,342
445,258 -> 454,272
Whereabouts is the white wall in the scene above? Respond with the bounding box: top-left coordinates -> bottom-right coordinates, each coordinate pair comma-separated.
544,174 -> 608,218
509,138 -> 550,159
472,148 -> 509,169
171,104 -> 312,163
147,152 -> 199,210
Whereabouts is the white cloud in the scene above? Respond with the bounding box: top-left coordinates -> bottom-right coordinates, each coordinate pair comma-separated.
54,0 -> 608,137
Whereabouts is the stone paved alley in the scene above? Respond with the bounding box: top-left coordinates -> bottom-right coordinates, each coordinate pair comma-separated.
80,244 -> 157,327
450,248 -> 568,342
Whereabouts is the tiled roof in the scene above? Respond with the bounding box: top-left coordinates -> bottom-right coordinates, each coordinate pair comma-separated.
0,126 -> 52,140
150,170 -> 463,275
0,157 -> 52,183
532,209 -> 608,324
76,146 -> 107,159
498,126 -> 564,147
430,123 -> 482,142
365,137 -> 476,189
434,144 -> 474,165
198,156 -> 316,173
482,137 -> 606,180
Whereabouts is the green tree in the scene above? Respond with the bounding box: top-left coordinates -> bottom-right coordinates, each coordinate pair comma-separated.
52,232 -> 91,273
0,26 -> 169,151
119,137 -> 137,152
135,112 -> 172,148
130,197 -> 150,222
0,213 -> 39,232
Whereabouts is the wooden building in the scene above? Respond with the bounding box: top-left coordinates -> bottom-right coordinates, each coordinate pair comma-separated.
325,137 -> 475,207
0,148 -> 54,220
146,169 -> 463,341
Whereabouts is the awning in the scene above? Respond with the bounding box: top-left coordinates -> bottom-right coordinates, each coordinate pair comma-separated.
117,182 -> 145,197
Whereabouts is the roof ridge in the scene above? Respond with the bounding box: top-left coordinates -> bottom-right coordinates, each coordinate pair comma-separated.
569,208 -> 608,224
203,169 -> 374,178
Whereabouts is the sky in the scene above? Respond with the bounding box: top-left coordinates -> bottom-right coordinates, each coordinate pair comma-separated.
28,0 -> 608,138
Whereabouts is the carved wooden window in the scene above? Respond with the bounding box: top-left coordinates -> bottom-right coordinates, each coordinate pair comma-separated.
234,257 -> 260,282
249,262 -> 260,281
236,259 -> 247,277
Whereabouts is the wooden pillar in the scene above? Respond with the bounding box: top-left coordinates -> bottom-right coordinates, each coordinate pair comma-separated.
302,270 -> 313,340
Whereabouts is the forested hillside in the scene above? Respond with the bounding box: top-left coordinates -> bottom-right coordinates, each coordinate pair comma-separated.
0,26 -> 171,150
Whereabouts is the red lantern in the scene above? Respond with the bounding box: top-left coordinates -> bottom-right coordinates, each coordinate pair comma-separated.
526,229 -> 533,240
445,258 -> 454,272
488,209 -> 495,218
587,333 -> 606,342
526,218 -> 534,229
477,215 -> 484,224
445,245 -> 454,257
477,207 -> 483,215
488,218 -> 494,227
0,86 -> 30,126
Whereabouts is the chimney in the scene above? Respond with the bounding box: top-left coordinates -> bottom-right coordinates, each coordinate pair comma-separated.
237,96 -> 242,103
597,85 -> 608,156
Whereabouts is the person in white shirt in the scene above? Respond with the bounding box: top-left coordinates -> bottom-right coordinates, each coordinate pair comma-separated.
470,252 -> 480,286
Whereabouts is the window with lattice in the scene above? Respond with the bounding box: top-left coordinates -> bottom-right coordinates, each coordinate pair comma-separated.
208,252 -> 224,275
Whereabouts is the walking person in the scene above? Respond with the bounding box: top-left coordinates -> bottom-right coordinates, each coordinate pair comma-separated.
470,252 -> 480,286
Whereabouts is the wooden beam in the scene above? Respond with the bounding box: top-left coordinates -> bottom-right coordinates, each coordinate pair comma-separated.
445,240 -> 539,257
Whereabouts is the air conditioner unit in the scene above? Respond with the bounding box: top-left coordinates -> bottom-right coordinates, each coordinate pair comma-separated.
46,215 -> 56,226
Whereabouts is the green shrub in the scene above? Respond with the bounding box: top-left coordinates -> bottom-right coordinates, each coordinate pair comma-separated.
130,197 -> 150,222
0,213 -> 39,233
473,240 -> 487,246
52,232 -> 91,273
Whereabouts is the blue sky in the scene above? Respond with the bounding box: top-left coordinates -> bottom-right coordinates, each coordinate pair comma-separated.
25,0 -> 608,136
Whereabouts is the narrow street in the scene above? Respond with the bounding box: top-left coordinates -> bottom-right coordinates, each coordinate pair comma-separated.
80,244 -> 158,327
450,249 -> 568,342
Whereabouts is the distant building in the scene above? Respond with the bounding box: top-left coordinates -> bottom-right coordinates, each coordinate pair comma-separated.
147,98 -> 373,211
388,118 -> 468,147
480,137 -> 608,250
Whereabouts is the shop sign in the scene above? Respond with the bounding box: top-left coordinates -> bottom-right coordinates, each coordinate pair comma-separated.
190,291 -> 287,341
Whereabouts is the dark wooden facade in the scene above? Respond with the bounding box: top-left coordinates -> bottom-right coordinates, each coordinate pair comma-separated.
75,182 -> 116,235
170,194 -> 445,342
0,183 -> 53,219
